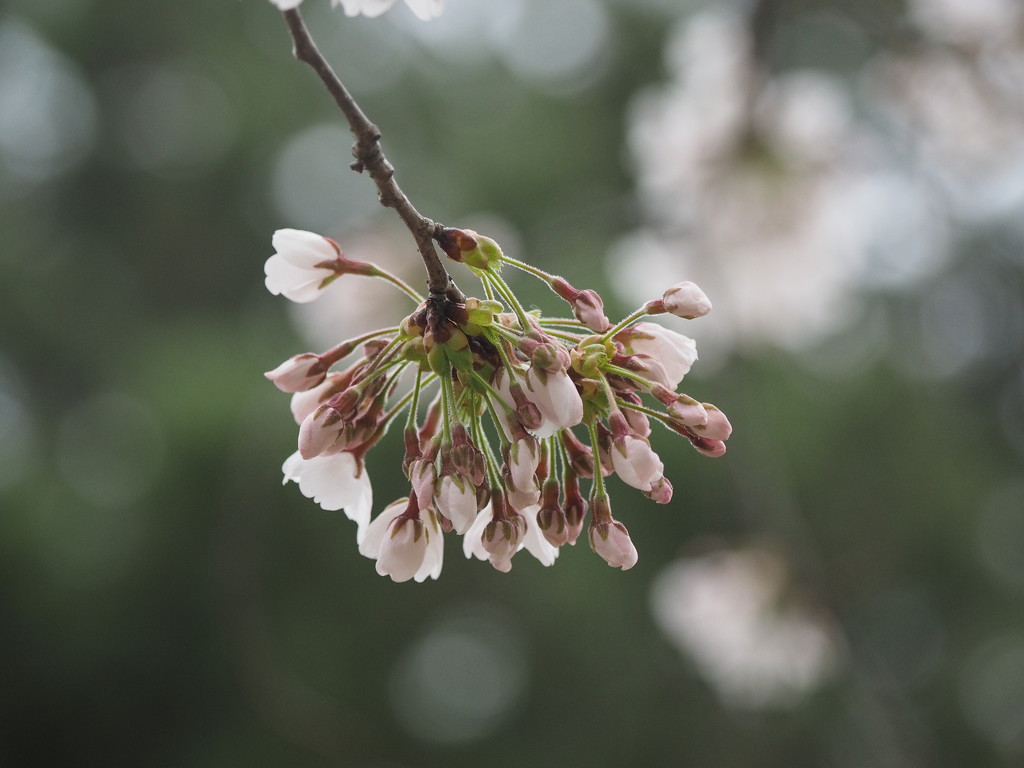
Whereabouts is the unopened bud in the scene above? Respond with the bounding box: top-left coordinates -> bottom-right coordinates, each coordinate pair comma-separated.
265,353 -> 327,393
589,519 -> 638,571
660,281 -> 712,319
690,404 -> 732,441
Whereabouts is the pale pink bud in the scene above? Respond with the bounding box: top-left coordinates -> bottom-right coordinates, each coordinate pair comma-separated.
375,515 -> 430,583
290,372 -> 347,425
667,395 -> 709,427
265,353 -> 327,393
507,437 -> 540,492
563,479 -> 587,545
537,481 -> 569,547
434,474 -> 478,534
571,289 -> 611,333
691,405 -> 732,441
482,514 -> 525,573
690,436 -> 727,458
519,337 -> 571,374
523,367 -> 584,430
662,281 -> 712,319
610,436 -> 664,492
505,479 -> 541,512
298,403 -> 346,459
589,520 -> 638,570
408,458 -> 437,512
643,476 -> 673,504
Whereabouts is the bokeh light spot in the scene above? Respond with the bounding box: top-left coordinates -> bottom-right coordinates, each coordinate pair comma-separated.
0,18 -> 97,190
390,606 -> 528,744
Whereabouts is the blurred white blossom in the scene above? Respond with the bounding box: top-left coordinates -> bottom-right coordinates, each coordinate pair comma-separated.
869,5 -> 1024,220
650,546 -> 844,709
269,0 -> 445,20
612,9 -> 947,354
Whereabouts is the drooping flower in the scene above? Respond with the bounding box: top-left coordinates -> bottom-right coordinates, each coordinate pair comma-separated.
610,435 -> 664,493
359,498 -> 444,582
282,450 -> 372,542
589,519 -> 639,571
434,474 -> 479,534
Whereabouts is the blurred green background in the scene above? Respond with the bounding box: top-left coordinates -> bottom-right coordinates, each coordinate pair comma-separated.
3,0 -> 1024,765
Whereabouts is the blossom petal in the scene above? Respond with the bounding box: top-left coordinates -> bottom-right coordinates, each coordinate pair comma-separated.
282,451 -> 373,542
271,228 -> 338,269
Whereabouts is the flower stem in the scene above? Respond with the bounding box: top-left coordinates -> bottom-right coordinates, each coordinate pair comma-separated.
599,306 -> 649,343
280,8 -> 461,301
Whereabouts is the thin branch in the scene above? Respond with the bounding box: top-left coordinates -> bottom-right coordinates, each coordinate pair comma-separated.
281,8 -> 461,301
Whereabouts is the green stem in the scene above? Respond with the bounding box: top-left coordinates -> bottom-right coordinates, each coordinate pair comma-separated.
587,420 -> 607,500
371,267 -> 424,303
599,306 -> 650,343
483,271 -> 533,333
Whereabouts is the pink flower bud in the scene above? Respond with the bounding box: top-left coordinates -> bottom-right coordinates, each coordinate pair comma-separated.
662,281 -> 712,319
434,474 -> 478,534
265,353 -> 328,393
522,367 -> 584,430
610,436 -> 664,492
290,372 -> 348,425
667,395 -> 709,427
375,514 -> 430,583
689,435 -> 727,458
643,476 -> 673,504
691,404 -> 732,441
298,403 -> 343,459
562,475 -> 587,545
408,458 -> 437,512
507,437 -> 540,493
589,520 -> 638,571
482,513 -> 525,573
571,289 -> 611,333
537,481 -> 569,548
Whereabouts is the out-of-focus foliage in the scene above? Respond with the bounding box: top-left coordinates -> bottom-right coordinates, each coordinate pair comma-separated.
2,0 -> 1023,766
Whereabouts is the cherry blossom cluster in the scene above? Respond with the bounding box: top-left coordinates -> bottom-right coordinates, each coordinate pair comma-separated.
265,227 -> 731,581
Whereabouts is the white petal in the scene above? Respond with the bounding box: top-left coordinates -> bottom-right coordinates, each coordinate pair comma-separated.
271,228 -> 337,269
335,0 -> 396,17
462,507 -> 492,561
519,505 -> 559,567
414,510 -> 445,582
282,451 -> 373,541
359,499 -> 406,558
264,255 -> 327,303
290,373 -> 343,425
269,0 -> 304,8
404,0 -> 445,20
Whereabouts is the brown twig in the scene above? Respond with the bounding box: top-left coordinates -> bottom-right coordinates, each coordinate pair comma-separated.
281,8 -> 460,300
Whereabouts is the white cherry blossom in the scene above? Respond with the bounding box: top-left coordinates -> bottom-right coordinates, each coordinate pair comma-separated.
589,520 -> 638,571
359,499 -> 444,582
610,436 -> 664,493
619,322 -> 697,389
282,450 -> 372,542
522,367 -> 584,431
264,228 -> 340,304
